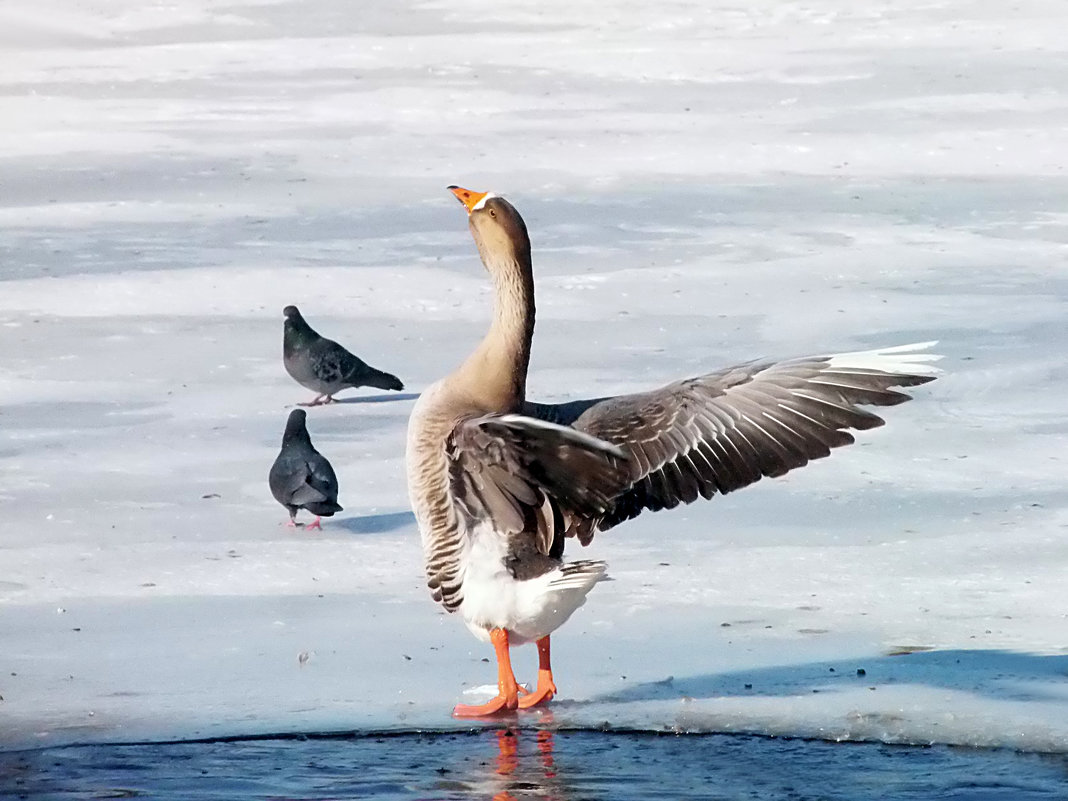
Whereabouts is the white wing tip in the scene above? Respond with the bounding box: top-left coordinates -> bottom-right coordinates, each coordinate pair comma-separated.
826,341 -> 942,376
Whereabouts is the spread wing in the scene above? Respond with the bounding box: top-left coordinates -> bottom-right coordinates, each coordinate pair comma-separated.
525,342 -> 940,538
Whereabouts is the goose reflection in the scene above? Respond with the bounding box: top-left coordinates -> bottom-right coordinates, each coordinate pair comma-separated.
485,725 -> 568,801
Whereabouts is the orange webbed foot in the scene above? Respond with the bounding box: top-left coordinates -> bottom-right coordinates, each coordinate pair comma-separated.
517,670 -> 556,709
452,686 -> 520,718
453,628 -> 520,718
517,636 -> 557,709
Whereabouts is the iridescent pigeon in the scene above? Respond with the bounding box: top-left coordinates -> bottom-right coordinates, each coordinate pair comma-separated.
269,409 -> 342,530
283,305 -> 403,405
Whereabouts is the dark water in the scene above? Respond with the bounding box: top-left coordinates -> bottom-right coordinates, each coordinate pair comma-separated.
2,729 -> 1066,801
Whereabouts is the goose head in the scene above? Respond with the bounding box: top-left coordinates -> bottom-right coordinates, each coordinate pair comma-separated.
448,185 -> 531,273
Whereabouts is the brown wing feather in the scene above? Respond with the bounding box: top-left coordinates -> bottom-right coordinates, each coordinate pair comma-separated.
525,347 -> 938,536
446,413 -> 631,557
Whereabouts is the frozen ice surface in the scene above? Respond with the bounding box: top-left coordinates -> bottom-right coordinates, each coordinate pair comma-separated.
1,0 -> 1067,754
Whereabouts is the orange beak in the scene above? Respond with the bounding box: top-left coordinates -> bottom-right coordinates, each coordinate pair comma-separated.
448,185 -> 488,214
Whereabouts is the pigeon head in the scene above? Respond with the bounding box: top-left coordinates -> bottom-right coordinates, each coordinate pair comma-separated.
282,305 -> 316,350
282,408 -> 311,444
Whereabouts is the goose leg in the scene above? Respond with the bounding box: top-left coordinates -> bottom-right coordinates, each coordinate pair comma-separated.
517,635 -> 556,709
453,628 -> 520,717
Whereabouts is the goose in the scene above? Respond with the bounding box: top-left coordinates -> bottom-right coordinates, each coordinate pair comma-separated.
405,186 -> 939,717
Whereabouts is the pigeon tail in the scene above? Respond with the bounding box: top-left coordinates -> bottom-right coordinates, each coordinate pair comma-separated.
305,500 -> 343,516
362,367 -> 404,392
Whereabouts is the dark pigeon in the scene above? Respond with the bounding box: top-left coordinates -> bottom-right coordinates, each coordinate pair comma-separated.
283,305 -> 404,405
269,409 -> 343,529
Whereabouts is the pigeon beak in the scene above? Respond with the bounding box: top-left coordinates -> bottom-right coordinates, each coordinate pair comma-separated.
448,185 -> 488,215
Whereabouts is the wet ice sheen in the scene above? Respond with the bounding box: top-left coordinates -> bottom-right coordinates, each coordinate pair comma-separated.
4,730 -> 1068,800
